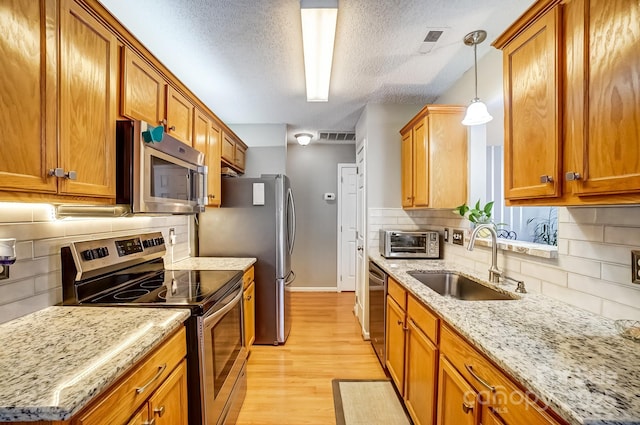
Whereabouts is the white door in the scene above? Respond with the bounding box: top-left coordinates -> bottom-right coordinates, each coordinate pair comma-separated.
355,139 -> 367,336
337,164 -> 357,291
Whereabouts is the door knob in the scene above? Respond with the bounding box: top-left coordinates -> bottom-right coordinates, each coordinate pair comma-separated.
357,246 -> 363,251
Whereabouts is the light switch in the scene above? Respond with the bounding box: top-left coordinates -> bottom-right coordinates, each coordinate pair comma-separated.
253,183 -> 265,205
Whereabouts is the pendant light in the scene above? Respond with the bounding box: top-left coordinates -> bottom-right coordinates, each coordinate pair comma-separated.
461,30 -> 493,126
295,133 -> 313,146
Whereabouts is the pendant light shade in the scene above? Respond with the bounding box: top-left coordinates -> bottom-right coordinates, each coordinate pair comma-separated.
462,30 -> 493,126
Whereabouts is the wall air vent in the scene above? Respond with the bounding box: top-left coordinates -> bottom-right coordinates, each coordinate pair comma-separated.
419,27 -> 448,54
318,131 -> 356,143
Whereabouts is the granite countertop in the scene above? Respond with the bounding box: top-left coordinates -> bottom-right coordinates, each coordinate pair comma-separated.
0,306 -> 190,422
370,253 -> 640,425
166,256 -> 256,271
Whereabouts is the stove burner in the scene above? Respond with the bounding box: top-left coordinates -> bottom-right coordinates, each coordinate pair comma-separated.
139,278 -> 164,289
113,288 -> 150,300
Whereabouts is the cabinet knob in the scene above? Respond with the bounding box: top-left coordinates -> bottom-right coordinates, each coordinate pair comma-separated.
246,295 -> 252,301
565,171 -> 582,181
539,175 -> 553,183
169,125 -> 176,131
462,402 -> 474,414
49,168 -> 77,180
154,406 -> 165,417
208,194 -> 216,199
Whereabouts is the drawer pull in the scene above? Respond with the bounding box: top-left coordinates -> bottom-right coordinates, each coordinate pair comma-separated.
464,363 -> 496,392
143,419 -> 156,425
154,405 -> 165,417
462,402 -> 474,414
135,363 -> 167,394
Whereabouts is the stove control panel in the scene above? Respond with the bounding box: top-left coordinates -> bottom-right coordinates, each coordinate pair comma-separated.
67,231 -> 167,279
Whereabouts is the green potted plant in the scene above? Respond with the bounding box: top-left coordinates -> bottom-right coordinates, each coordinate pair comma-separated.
453,199 -> 494,225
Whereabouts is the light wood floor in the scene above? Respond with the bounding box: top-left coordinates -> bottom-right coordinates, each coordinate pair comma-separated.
236,292 -> 387,425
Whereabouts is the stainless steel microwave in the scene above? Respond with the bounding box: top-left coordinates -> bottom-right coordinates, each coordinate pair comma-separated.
379,230 -> 440,258
116,120 -> 207,214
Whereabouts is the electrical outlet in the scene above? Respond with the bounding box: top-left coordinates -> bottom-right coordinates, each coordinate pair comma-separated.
169,228 -> 176,246
632,250 -> 640,284
444,228 -> 449,243
452,229 -> 464,246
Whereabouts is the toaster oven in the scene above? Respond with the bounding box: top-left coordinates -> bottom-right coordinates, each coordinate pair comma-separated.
379,230 -> 440,258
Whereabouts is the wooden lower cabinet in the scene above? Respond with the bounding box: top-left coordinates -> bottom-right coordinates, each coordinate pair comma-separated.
383,275 -> 567,425
405,317 -> 438,425
243,266 -> 256,348
148,360 -> 188,425
437,357 -> 480,425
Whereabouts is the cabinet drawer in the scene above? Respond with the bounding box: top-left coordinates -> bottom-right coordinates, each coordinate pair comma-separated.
243,266 -> 254,289
387,277 -> 407,309
75,327 -> 187,425
407,295 -> 438,344
440,325 -> 562,425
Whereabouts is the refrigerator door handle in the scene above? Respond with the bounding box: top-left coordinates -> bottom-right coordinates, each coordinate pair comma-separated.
285,270 -> 296,286
287,187 -> 296,255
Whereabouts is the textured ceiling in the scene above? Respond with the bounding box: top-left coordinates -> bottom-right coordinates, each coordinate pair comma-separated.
99,0 -> 534,143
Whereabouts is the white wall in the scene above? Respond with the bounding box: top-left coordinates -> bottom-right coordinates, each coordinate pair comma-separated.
0,203 -> 192,324
286,143 -> 355,288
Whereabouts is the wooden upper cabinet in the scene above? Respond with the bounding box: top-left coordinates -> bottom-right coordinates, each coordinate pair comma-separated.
399,105 -> 467,209
564,0 -> 640,197
59,0 -> 117,198
0,0 -> 57,194
121,47 -> 167,126
221,130 -> 247,173
400,130 -> 414,208
495,0 -> 640,205
501,6 -> 561,201
207,122 -> 222,206
166,86 -> 194,146
221,132 -> 236,163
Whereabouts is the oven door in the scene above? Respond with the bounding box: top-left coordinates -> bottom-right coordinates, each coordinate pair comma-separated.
139,144 -> 207,214
198,286 -> 247,425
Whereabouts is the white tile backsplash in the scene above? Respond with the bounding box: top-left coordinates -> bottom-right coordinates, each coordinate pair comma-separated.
369,206 -> 640,320
0,203 -> 192,324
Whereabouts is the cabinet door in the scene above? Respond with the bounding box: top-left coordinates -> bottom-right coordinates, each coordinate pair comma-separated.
405,317 -> 438,425
148,360 -> 188,425
412,118 -> 429,207
482,406 -> 506,425
207,122 -> 222,206
502,7 -> 561,200
0,0 -> 57,194
121,47 -> 166,126
385,296 -> 406,394
221,132 -> 236,163
400,130 -> 414,208
166,86 -> 194,146
243,280 -> 255,347
429,109 -> 467,208
234,143 -> 246,171
59,0 -> 117,197
437,357 -> 480,425
193,109 -> 210,204
565,0 -> 640,196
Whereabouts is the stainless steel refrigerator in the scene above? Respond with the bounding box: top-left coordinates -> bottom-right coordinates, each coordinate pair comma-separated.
198,174 -> 296,345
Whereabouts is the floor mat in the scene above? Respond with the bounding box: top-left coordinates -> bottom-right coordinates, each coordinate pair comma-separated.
332,379 -> 411,425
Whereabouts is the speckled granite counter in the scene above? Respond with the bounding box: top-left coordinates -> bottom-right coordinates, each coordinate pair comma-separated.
370,253 -> 640,425
0,306 -> 190,422
166,256 -> 256,271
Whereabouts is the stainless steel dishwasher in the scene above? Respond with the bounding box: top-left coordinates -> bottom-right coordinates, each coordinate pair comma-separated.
369,260 -> 387,368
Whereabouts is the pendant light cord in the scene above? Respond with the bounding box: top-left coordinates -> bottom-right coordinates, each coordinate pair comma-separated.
473,33 -> 478,100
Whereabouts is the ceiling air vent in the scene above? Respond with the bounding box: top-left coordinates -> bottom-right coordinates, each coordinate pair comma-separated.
418,27 -> 448,54
318,131 -> 356,143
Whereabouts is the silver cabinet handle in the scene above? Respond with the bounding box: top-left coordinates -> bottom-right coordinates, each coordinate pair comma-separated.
49,168 -> 77,180
565,171 -> 582,181
539,175 -> 553,183
154,406 -> 165,417
135,363 -> 167,394
464,364 -> 496,392
142,419 -> 156,425
462,402 -> 474,414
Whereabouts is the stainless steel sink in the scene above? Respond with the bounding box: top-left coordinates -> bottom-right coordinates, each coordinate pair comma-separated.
407,271 -> 517,301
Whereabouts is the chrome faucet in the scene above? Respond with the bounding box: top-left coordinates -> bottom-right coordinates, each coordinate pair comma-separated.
467,223 -> 501,283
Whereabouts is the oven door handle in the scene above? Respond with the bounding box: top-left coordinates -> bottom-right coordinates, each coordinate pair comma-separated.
203,286 -> 243,324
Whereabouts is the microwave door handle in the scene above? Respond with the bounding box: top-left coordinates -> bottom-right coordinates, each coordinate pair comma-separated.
198,165 -> 208,207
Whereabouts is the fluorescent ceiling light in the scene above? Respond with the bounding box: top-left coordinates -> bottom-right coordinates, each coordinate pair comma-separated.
300,0 -> 338,102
